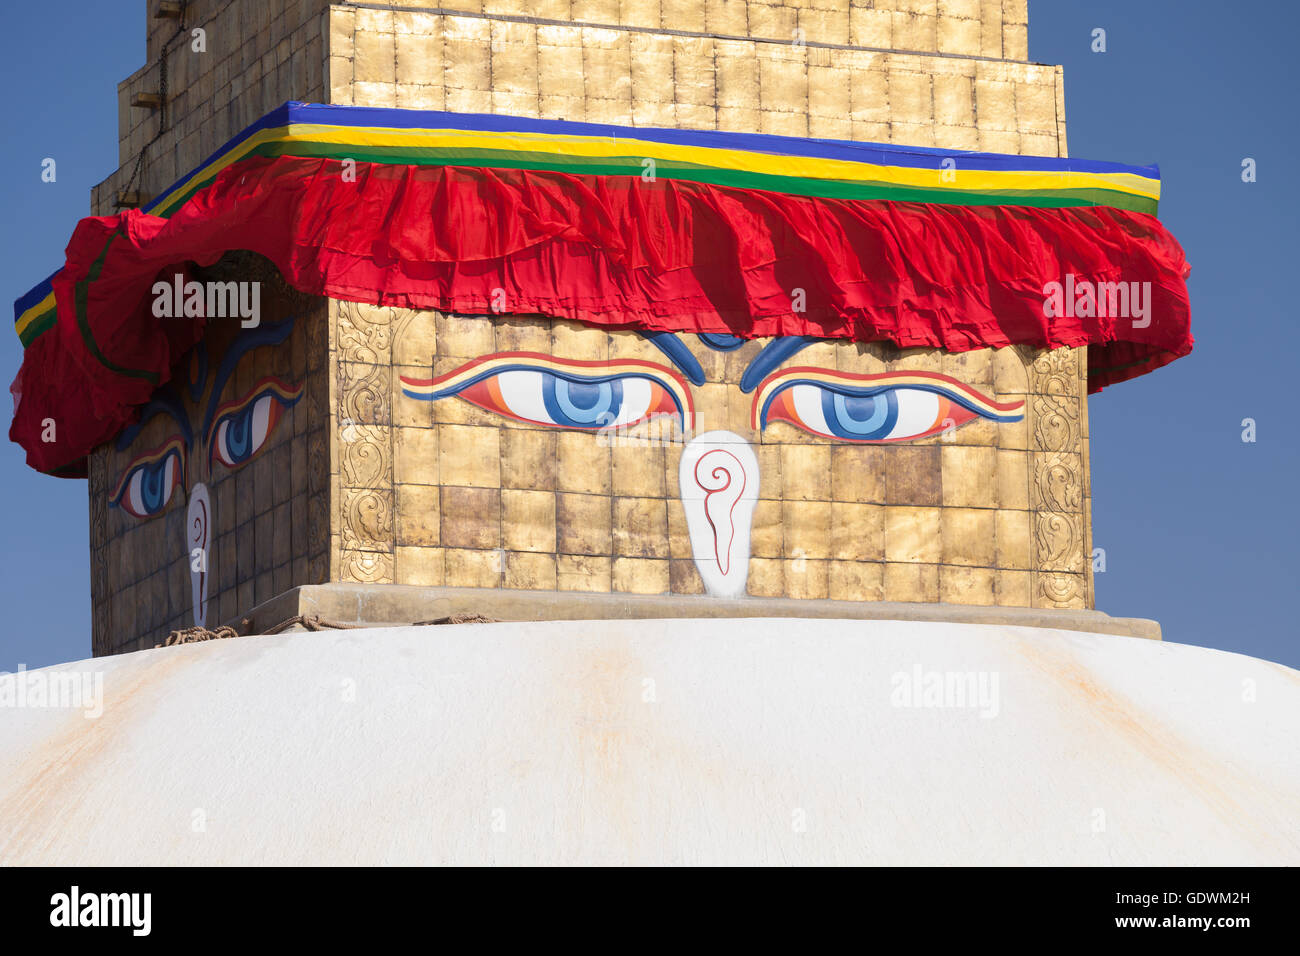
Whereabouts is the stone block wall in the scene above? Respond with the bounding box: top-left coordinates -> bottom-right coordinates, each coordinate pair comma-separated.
325,303 -> 1093,609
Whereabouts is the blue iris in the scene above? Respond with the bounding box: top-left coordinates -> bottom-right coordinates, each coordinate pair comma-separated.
136,458 -> 174,513
219,407 -> 256,464
822,388 -> 899,439
542,373 -> 624,427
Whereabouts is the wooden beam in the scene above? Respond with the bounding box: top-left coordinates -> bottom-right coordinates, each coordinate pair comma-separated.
115,190 -> 151,209
130,92 -> 163,110
155,1 -> 184,19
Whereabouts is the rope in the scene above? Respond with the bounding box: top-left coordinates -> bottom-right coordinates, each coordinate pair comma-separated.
157,612 -> 498,649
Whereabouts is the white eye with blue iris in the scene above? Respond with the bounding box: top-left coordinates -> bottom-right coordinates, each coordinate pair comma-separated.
404,356 -> 690,431
209,379 -> 301,470
755,371 -> 1018,443
111,443 -> 184,519
496,370 -> 657,428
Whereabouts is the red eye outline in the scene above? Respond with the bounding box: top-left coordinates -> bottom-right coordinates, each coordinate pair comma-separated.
109,436 -> 187,520
751,368 -> 1025,442
205,376 -> 303,472
400,352 -> 694,432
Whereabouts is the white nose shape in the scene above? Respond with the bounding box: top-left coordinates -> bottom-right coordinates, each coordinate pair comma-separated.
678,431 -> 760,598
187,482 -> 212,626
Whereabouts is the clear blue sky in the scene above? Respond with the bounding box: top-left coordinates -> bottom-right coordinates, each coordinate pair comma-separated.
1,1 -> 1295,670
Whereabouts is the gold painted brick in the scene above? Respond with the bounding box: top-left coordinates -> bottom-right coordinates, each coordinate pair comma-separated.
396,32 -> 441,87
1003,22 -> 1028,60
557,492 -> 612,555
611,444 -> 666,497
941,445 -> 997,508
750,497 -> 784,558
992,346 -> 1030,394
883,562 -> 939,603
995,507 -> 1030,570
355,7 -> 394,34
693,383 -> 732,434
435,311 -> 495,358
494,91 -> 543,118
584,99 -> 634,125
828,560 -> 885,603
716,47 -> 759,108
396,483 -> 441,546
933,125 -> 980,151
891,122 -> 936,149
573,0 -> 621,21
505,551 -> 557,590
392,310 -> 437,367
494,318 -> 551,353
558,553 -> 612,592
492,41 -> 541,98
940,507 -> 995,566
1016,80 -> 1058,133
997,449 -> 1029,510
783,501 -> 832,560
830,502 -> 885,562
707,0 -> 748,36
444,548 -> 504,588
670,559 -> 704,594
632,99 -> 677,127
850,8 -> 892,48
551,320 -> 608,360
784,558 -> 829,600
716,106 -> 759,134
940,347 -> 993,386
539,44 -> 587,99
883,445 -> 942,506
891,12 -> 938,51
996,569 -> 1031,606
328,7 -> 356,58
745,557 -> 784,598
1018,133 -> 1058,159
557,433 -> 612,494
800,9 -> 850,46
440,485 -> 500,549
996,413 -> 1029,451
612,497 -> 669,558
660,0 -> 708,33
444,88 -> 493,115
676,103 -> 719,131
439,424 -> 501,487
758,57 -> 809,113
884,506 -> 942,564
939,565 -> 996,605
352,82 -> 397,108
393,368 -> 434,428
501,489 -> 556,553
780,443 -> 831,501
393,425 -> 439,485
748,2 -> 797,40
395,545 -> 445,586
937,15 -> 981,56
940,0 -> 981,17
612,557 -> 670,594
932,74 -> 974,126
667,497 -> 691,557
975,79 -> 1016,130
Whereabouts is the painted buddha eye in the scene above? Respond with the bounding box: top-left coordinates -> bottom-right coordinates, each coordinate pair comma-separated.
401,352 -> 693,431
752,368 -> 1024,442
110,438 -> 186,519
208,377 -> 302,470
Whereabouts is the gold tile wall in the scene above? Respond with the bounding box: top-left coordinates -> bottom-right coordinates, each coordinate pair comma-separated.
330,2 -> 1060,154
329,304 -> 1091,610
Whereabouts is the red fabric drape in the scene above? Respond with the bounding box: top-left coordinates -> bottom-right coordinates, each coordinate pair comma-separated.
11,155 -> 1192,475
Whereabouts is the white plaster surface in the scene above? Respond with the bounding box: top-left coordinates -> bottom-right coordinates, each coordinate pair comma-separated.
0,618 -> 1296,865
